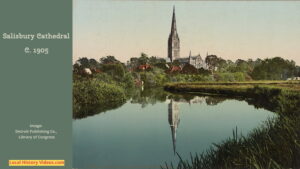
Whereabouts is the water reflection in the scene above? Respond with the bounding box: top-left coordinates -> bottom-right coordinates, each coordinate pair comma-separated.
73,88 -> 276,168
168,100 -> 180,155
167,96 -> 229,155
73,87 -> 236,119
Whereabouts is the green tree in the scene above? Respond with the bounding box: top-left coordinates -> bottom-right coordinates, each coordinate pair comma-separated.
138,53 -> 149,65
77,57 -> 90,68
235,59 -> 251,73
101,63 -> 125,80
100,56 -> 120,64
181,64 -> 198,74
205,55 -> 219,71
149,56 -> 158,65
89,58 -> 100,69
251,57 -> 297,80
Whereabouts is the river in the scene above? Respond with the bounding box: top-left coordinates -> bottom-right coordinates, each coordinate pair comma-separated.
73,88 -> 276,169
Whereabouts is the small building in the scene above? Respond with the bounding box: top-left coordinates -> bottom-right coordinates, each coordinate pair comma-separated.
138,64 -> 151,71
168,65 -> 182,73
287,77 -> 300,81
175,51 -> 208,69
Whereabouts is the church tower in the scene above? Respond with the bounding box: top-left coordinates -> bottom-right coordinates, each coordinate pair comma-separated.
168,6 -> 180,62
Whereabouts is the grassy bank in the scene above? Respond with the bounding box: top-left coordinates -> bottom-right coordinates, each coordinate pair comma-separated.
164,81 -> 300,92
164,81 -> 300,102
163,81 -> 300,169
163,116 -> 300,169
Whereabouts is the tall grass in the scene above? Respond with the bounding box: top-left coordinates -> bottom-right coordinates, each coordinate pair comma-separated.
162,115 -> 300,169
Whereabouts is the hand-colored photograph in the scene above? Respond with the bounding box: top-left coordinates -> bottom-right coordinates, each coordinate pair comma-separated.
72,1 -> 300,169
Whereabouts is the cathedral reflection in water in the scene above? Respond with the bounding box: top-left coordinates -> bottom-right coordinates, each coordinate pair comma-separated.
168,99 -> 180,155
167,96 -> 217,155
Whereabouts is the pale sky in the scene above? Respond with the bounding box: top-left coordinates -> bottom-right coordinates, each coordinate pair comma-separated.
73,1 -> 300,65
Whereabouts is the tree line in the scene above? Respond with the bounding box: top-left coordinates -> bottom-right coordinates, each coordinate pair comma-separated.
73,53 -> 300,81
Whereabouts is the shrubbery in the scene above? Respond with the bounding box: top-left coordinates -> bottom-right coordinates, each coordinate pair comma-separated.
100,63 -> 125,81
73,79 -> 126,106
251,57 -> 297,80
214,72 -> 247,82
169,74 -> 214,83
93,72 -> 135,89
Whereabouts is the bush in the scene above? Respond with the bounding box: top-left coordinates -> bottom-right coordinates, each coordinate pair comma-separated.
93,73 -> 115,84
168,74 -> 213,83
140,72 -> 156,87
121,72 -> 135,88
73,79 -> 126,106
234,72 -> 246,81
101,63 -> 125,81
215,72 -> 246,82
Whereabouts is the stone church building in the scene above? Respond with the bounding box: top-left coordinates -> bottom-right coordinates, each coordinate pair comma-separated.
168,6 -> 180,62
168,7 -> 207,69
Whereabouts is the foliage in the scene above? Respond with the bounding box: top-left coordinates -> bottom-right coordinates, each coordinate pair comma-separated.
75,57 -> 101,69
140,72 -> 159,87
73,79 -> 126,115
76,57 -> 90,68
100,55 -> 120,64
181,64 -> 198,74
205,55 -> 219,71
202,56 -> 298,81
73,57 -> 135,118
139,53 -> 149,65
214,72 -> 246,82
198,68 -> 211,76
149,56 -> 166,65
100,63 -> 125,81
154,62 -> 169,70
167,74 -> 214,83
162,115 -> 300,169
93,73 -> 115,84
122,72 -> 135,88
251,57 -> 297,80
75,55 -> 299,85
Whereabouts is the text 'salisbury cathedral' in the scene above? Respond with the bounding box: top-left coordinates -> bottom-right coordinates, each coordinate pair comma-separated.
168,6 -> 207,69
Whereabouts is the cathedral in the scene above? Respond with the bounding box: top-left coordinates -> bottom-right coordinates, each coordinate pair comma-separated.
168,7 -> 208,69
168,6 -> 180,62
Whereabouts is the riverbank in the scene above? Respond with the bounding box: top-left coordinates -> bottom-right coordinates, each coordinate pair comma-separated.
164,81 -> 300,94
164,81 -> 300,113
163,81 -> 300,169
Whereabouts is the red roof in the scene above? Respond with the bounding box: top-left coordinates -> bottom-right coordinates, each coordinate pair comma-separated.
138,64 -> 151,70
170,66 -> 181,73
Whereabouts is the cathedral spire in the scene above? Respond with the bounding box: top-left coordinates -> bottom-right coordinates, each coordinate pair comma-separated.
171,6 -> 177,34
168,6 -> 180,62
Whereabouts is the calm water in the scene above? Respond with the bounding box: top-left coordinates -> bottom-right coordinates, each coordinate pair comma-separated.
73,89 -> 275,169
